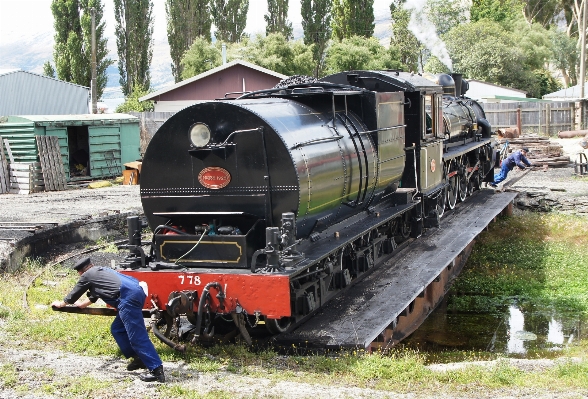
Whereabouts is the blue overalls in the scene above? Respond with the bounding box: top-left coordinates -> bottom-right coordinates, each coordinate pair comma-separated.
102,269 -> 162,371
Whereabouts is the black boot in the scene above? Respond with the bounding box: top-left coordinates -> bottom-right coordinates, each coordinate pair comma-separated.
127,357 -> 146,371
138,365 -> 165,383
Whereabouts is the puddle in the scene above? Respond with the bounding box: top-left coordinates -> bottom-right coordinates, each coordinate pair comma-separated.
402,293 -> 586,362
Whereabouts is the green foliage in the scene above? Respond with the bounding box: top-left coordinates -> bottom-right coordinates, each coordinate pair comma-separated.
550,29 -> 579,87
115,86 -> 154,113
510,19 -> 552,71
332,0 -> 375,41
470,0 -> 522,23
265,0 -> 293,39
534,68 -> 562,97
423,56 -> 450,74
114,0 -> 154,96
522,0 -> 561,27
42,61 -> 56,78
211,0 -> 249,43
240,33 -> 315,76
50,0 -> 112,99
301,0 -> 332,77
324,35 -> 402,75
180,37 -> 223,80
166,0 -> 212,83
425,0 -> 469,36
442,19 -> 537,95
389,1 -> 421,72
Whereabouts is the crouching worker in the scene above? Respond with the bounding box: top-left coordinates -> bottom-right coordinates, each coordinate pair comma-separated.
491,147 -> 533,187
51,257 -> 165,383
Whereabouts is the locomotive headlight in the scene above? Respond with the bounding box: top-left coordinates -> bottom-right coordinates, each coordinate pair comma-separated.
189,123 -> 211,147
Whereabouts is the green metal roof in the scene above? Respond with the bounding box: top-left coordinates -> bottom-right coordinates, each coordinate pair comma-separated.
2,113 -> 138,126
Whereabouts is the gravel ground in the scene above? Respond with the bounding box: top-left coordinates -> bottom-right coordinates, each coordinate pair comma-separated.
0,339 -> 585,399
1,138 -> 587,398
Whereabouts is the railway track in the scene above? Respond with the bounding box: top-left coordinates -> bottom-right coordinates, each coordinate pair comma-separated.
273,189 -> 517,351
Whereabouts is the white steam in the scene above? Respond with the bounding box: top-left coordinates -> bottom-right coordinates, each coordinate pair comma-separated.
403,0 -> 453,72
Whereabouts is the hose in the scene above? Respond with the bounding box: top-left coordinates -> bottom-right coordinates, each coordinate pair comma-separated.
151,318 -> 186,353
193,282 -> 222,340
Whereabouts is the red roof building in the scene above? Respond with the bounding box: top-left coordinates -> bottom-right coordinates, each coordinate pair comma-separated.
140,60 -> 287,112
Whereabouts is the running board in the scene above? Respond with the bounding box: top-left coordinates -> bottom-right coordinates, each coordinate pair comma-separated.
273,189 -> 517,350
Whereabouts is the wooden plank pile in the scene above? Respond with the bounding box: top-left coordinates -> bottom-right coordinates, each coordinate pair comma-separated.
35,136 -> 67,191
1,136 -> 68,195
496,134 -> 570,167
8,162 -> 44,194
0,136 -> 9,194
3,137 -> 45,194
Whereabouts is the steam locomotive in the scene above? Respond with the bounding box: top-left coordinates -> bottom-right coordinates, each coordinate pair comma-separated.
118,71 -> 496,347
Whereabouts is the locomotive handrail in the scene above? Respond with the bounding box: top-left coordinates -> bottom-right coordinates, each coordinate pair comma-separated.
217,127 -> 263,146
290,135 -> 344,149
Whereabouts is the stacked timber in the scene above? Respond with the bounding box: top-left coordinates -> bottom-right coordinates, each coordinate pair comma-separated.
0,136 -> 9,194
496,134 -> 570,167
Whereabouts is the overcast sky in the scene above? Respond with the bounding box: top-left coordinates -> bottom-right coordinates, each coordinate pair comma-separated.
0,0 -> 392,46
0,0 -> 393,103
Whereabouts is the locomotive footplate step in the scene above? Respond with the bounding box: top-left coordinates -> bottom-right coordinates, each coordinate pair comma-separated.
273,189 -> 517,350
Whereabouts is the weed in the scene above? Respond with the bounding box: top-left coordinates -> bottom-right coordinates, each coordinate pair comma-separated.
0,363 -> 17,388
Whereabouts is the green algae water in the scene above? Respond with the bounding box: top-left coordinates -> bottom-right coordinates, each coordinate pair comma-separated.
403,292 -> 587,362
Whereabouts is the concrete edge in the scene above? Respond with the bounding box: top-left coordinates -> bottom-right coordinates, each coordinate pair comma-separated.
0,211 -> 142,273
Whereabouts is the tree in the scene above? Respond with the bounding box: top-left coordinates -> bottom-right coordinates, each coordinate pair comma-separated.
241,33 -> 315,76
331,0 -> 374,41
166,0 -> 212,83
439,20 -> 540,96
301,0 -> 332,77
325,35 -> 402,74
114,0 -> 154,97
211,0 -> 249,43
550,29 -> 579,87
50,0 -> 112,99
521,0 -> 561,27
470,0 -> 522,24
425,0 -> 469,36
265,0 -> 293,39
115,86 -> 154,113
180,37 -> 223,79
43,61 -> 56,78
389,0 -> 421,73
510,19 -> 552,71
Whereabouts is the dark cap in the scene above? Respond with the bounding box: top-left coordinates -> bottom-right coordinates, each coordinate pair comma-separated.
73,257 -> 91,271
522,147 -> 530,153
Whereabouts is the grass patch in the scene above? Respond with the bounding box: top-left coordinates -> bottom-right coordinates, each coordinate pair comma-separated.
94,236 -> 121,253
158,386 -> 237,399
452,213 -> 588,315
0,212 -> 588,397
0,363 -> 18,388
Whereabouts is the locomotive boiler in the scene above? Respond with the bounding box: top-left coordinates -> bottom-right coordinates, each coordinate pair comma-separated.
116,70 -> 497,346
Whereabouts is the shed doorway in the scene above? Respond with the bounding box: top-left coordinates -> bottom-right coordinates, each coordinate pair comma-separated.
67,126 -> 90,178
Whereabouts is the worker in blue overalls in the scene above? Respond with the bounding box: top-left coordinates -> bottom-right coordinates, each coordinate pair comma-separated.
52,257 -> 165,383
491,147 -> 533,187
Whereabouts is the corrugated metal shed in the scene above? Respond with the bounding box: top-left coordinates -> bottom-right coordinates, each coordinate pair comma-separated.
0,70 -> 89,116
0,114 -> 140,181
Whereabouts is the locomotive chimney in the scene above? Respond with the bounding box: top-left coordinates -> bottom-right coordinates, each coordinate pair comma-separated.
451,73 -> 463,97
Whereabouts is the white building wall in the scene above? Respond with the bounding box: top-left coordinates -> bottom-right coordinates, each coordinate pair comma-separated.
465,80 -> 527,102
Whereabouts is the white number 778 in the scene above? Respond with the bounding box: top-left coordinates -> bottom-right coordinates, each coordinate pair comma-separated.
178,275 -> 201,285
